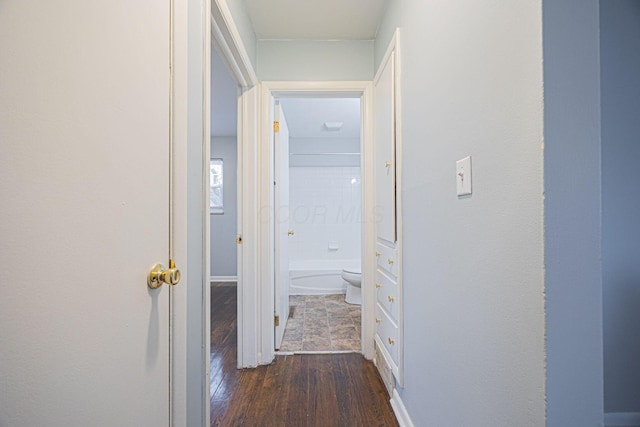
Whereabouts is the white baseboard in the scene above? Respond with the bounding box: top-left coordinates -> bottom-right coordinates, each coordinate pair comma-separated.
390,389 -> 414,427
210,276 -> 237,283
605,412 -> 640,426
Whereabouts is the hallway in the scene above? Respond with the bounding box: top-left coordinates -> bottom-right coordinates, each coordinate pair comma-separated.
210,284 -> 399,426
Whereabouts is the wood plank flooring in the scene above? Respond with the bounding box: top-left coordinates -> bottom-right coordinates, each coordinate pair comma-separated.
210,284 -> 399,427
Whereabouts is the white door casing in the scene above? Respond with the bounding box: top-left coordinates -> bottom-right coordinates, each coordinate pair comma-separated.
0,1 -> 182,425
274,102 -> 291,349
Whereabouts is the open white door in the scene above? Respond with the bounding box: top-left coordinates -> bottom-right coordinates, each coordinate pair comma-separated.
0,1 -> 176,425
274,102 -> 291,349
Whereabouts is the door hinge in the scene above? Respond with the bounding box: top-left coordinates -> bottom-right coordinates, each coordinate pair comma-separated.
274,314 -> 280,327
273,121 -> 280,132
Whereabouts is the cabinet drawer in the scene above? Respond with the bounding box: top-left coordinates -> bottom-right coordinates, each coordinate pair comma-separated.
375,242 -> 398,278
375,303 -> 399,365
375,270 -> 399,323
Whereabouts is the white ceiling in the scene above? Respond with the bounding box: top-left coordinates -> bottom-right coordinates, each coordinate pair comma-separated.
211,46 -> 237,137
244,0 -> 388,40
279,98 -> 360,139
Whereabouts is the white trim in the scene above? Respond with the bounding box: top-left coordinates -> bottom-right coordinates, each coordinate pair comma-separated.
210,0 -> 257,87
210,275 -> 238,283
605,413 -> 640,426
259,83 -> 275,364
237,84 -> 260,368
258,81 -> 375,364
361,82 -> 376,361
390,389 -> 415,427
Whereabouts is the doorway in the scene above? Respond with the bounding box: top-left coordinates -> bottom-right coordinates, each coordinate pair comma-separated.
209,38 -> 242,419
273,97 -> 364,353
258,82 -> 376,364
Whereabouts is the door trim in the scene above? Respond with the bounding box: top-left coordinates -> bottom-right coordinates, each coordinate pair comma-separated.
181,1 -> 258,426
257,81 -> 375,364
209,0 -> 260,370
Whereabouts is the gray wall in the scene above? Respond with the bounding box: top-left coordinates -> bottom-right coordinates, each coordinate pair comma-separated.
210,136 -> 238,277
376,1 -> 546,425
225,0 -> 257,71
601,0 -> 640,414
543,0 -> 604,425
257,40 -> 374,81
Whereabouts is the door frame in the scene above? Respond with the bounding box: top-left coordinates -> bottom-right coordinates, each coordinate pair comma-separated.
210,0 -> 260,372
257,81 -> 375,364
189,1 -> 259,425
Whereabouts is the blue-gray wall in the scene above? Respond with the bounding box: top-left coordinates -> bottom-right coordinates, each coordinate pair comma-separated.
601,0 -> 640,414
543,0 -> 604,425
375,1 -> 546,425
210,136 -> 238,277
225,0 -> 257,71
257,40 -> 374,81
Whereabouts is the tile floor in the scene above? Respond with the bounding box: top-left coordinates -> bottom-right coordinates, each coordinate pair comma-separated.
278,294 -> 361,352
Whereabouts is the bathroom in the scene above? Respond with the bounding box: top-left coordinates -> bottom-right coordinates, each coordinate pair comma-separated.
276,97 -> 363,353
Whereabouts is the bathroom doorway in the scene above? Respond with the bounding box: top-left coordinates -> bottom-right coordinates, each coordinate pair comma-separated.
273,96 -> 364,353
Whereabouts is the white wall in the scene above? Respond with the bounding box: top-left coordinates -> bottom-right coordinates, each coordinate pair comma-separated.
257,40 -> 373,81
601,0 -> 640,414
543,0 -> 604,425
376,1 -> 546,425
289,166 -> 361,266
289,137 -> 360,167
210,137 -> 238,277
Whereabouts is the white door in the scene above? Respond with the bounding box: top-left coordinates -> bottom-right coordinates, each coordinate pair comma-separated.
0,2 -> 173,425
375,51 -> 397,244
274,102 -> 291,349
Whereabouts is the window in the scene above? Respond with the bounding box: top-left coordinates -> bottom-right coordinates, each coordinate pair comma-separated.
210,158 -> 223,214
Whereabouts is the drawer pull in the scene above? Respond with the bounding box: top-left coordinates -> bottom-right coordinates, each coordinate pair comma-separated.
388,295 -> 395,303
375,283 -> 382,288
388,337 -> 395,345
388,258 -> 394,265
375,317 -> 381,324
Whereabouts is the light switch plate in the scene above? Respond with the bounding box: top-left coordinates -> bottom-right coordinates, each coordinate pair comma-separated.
456,156 -> 472,196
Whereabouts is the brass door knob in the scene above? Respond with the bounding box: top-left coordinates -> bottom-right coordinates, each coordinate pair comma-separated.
388,337 -> 395,345
385,161 -> 392,167
388,295 -> 395,303
388,258 -> 394,265
375,283 -> 382,288
288,230 -> 295,236
148,260 -> 181,289
375,317 -> 381,324
375,251 -> 381,257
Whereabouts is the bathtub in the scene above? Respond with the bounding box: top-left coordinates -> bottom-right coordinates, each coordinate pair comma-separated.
289,259 -> 360,295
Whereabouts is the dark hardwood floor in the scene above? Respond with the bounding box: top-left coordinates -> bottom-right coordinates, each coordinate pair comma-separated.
210,284 -> 399,427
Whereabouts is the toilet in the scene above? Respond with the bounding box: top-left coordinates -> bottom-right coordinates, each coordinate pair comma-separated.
342,267 -> 362,305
